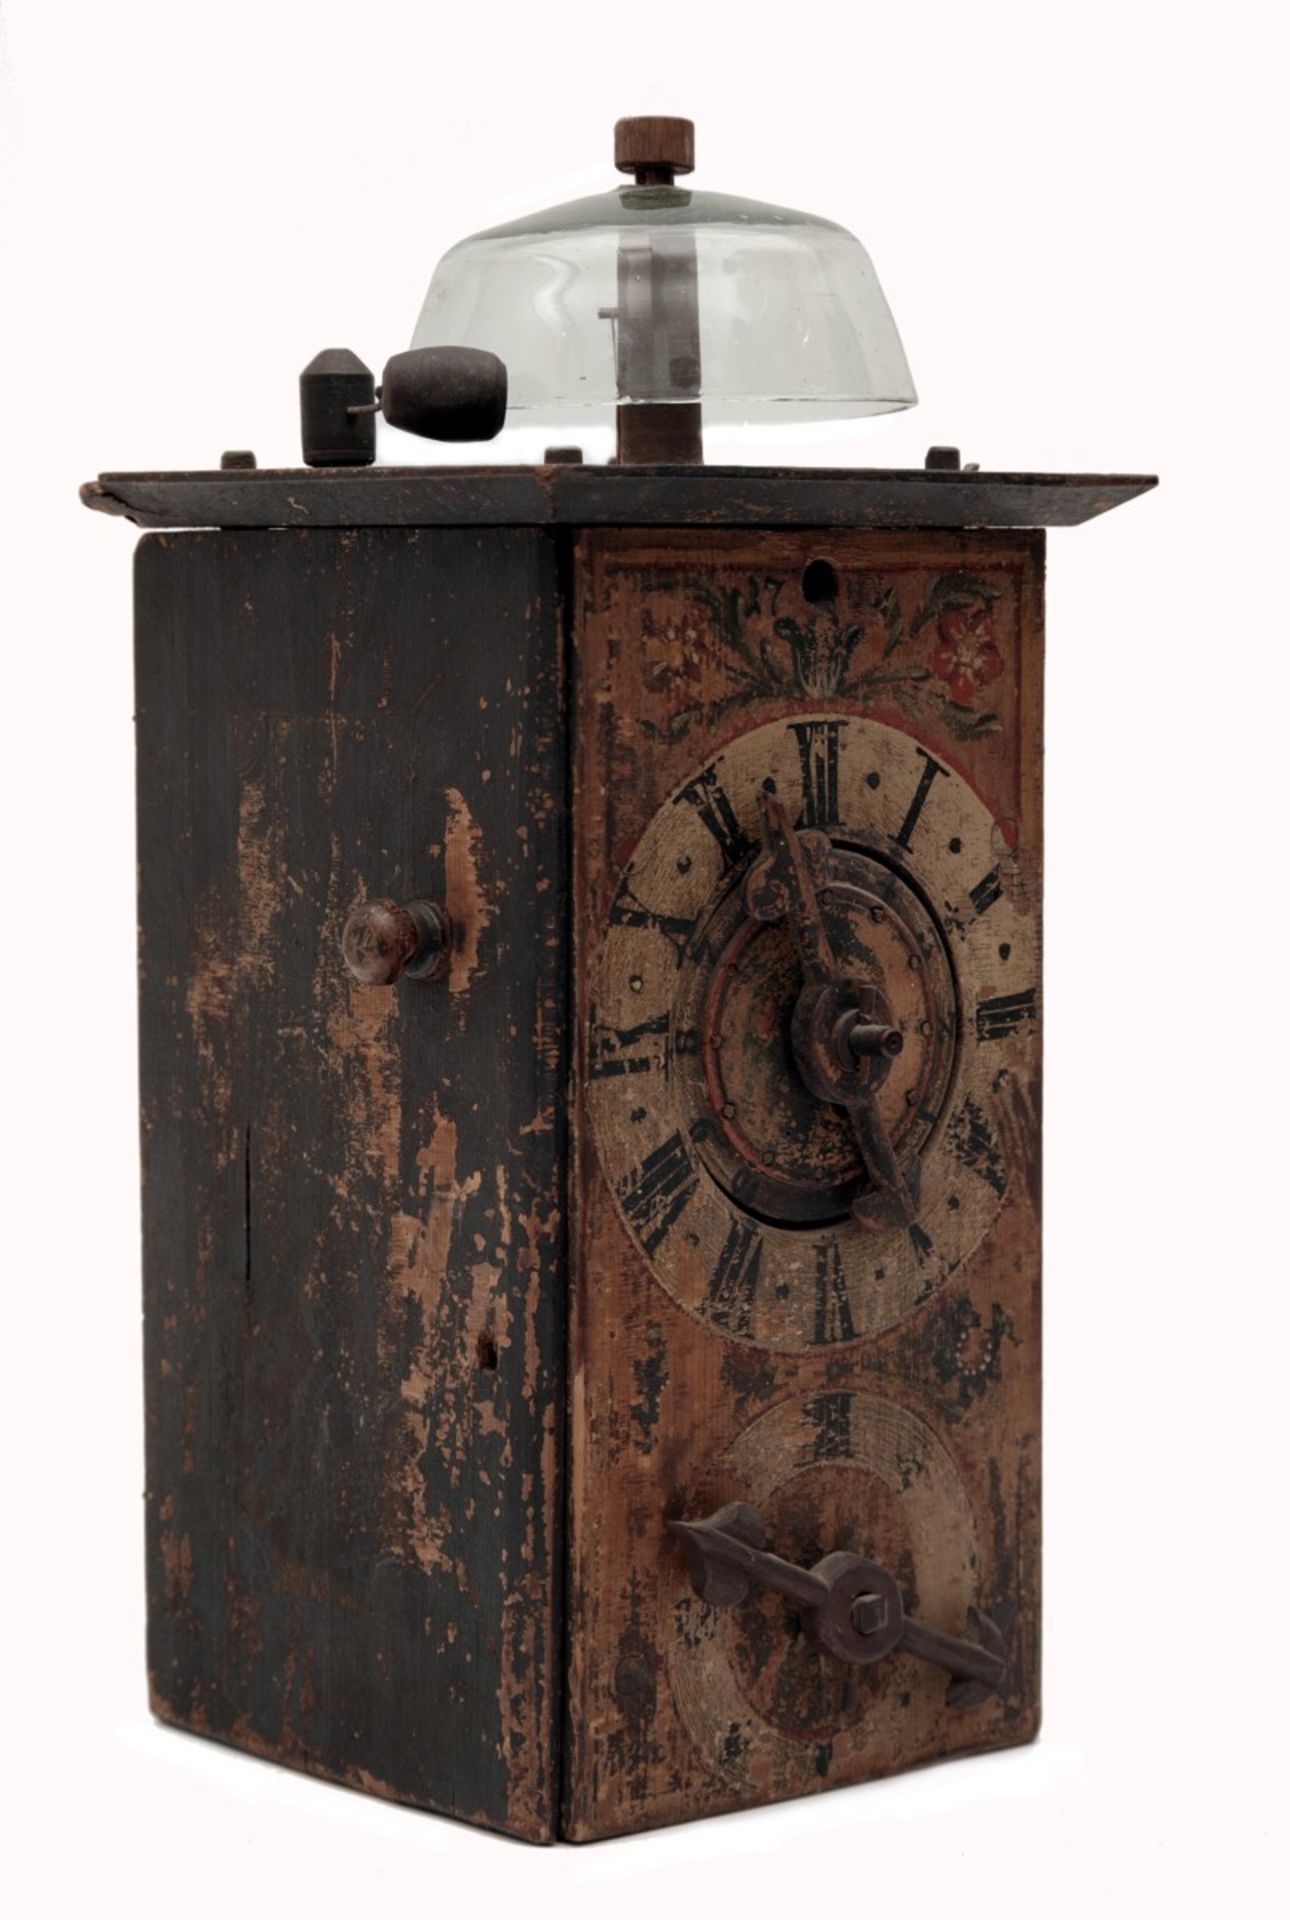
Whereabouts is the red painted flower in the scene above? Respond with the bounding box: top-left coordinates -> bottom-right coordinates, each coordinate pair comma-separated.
931,602 -> 1003,705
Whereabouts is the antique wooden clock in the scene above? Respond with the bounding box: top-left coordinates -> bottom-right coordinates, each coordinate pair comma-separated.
83,117 -> 1154,1842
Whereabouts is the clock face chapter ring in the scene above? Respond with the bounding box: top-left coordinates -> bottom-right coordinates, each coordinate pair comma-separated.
587,713 -> 1037,1351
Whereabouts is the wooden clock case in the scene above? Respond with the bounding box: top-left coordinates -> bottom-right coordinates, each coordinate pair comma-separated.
83,460 -> 1154,1842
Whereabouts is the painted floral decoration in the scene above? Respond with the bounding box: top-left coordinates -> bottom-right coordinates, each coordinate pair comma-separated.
637,569 -> 1008,746
639,605 -> 705,702
773,612 -> 863,698
916,576 -> 1005,705
931,604 -> 1003,703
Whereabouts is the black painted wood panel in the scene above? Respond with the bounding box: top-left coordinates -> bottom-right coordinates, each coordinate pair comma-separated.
135,526 -> 567,1840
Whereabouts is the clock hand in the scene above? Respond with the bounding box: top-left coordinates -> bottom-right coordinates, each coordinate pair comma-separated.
832,1006 -> 917,1227
668,1503 -> 832,1611
743,792 -> 919,1230
843,1085 -> 918,1228
743,791 -> 839,987
670,1502 -> 1008,1701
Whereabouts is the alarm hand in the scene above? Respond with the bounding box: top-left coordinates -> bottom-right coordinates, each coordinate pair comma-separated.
668,1501 -> 833,1612
669,1502 -> 1007,1703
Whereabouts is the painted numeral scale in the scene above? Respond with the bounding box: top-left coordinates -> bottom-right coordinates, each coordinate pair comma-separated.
82,115 -> 1155,1841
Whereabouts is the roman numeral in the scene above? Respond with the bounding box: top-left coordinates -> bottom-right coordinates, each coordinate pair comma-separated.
707,1219 -> 764,1337
976,988 -> 1037,1042
675,766 -> 753,871
588,1010 -> 669,1079
892,747 -> 948,850
969,867 -> 1003,915
947,1095 -> 1007,1196
619,1132 -> 698,1255
809,1391 -> 853,1462
608,884 -> 696,961
813,1241 -> 856,1345
790,719 -> 842,827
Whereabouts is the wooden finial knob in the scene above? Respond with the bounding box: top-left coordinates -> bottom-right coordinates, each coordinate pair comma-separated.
380,347 -> 508,444
340,898 -> 450,986
299,347 -> 377,468
614,115 -> 695,183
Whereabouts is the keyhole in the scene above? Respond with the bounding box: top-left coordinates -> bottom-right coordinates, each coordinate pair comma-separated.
802,558 -> 839,604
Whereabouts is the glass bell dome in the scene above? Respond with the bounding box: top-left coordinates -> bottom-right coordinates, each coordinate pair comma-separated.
409,117 -> 916,460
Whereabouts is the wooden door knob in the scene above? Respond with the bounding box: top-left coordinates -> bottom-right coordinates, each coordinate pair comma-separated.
340,898 -> 450,986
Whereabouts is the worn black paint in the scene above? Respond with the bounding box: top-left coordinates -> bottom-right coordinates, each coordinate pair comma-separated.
135,527 -> 567,1840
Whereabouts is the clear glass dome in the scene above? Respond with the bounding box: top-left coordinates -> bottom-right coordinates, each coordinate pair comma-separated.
410,185 -> 917,431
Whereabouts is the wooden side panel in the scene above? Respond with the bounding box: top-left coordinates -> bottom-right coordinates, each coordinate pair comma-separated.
565,529 -> 1043,1840
136,526 -> 566,1841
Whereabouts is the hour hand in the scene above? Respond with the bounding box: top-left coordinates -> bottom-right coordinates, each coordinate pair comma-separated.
742,792 -> 838,985
844,1087 -> 918,1229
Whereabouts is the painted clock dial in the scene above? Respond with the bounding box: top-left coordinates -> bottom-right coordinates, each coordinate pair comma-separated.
587,713 -> 1037,1351
664,1390 -> 985,1782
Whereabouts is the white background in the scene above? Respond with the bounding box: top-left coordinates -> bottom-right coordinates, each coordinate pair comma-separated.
2,2 -> 1285,1914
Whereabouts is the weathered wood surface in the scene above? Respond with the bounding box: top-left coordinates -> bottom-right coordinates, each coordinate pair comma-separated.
136,526 -> 567,1841
566,529 -> 1044,1839
84,464 -> 1156,531
132,510 -> 1052,1843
